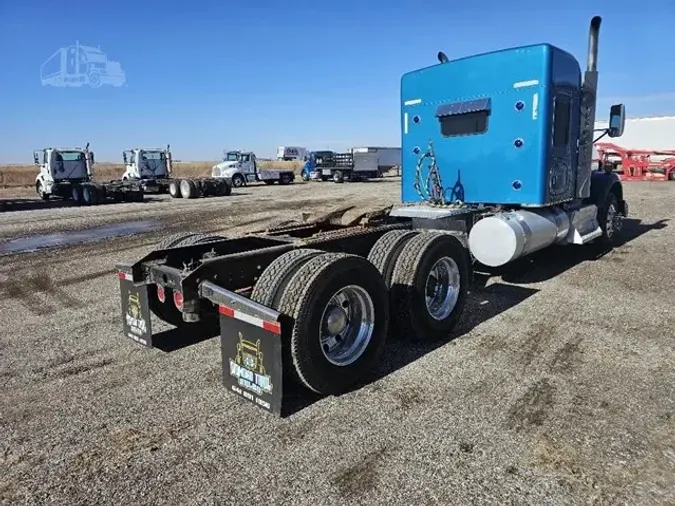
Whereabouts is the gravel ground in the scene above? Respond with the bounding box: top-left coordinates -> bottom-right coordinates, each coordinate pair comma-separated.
1,178 -> 674,506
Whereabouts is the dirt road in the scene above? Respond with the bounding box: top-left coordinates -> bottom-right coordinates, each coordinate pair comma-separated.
1,178 -> 674,505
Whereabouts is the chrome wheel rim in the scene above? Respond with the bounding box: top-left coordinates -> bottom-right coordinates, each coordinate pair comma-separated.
606,203 -> 622,237
425,256 -> 460,320
319,285 -> 375,366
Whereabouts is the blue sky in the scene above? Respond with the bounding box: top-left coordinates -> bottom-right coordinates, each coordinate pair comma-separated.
0,0 -> 673,163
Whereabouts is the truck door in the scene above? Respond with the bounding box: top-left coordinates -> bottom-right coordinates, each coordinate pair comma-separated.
240,154 -> 254,179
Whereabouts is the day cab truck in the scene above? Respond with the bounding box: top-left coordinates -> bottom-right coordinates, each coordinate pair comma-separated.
34,144 -> 144,205
211,150 -> 295,187
117,16 -> 628,416
121,145 -> 232,199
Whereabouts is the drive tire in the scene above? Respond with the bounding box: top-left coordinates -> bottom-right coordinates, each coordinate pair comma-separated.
597,191 -> 624,247
180,179 -> 197,199
82,184 -> 97,205
276,253 -> 389,394
251,248 -> 324,308
217,179 -> 232,196
169,180 -> 181,198
367,230 -> 419,288
279,174 -> 293,185
390,231 -> 470,341
71,185 -> 84,205
333,171 -> 344,183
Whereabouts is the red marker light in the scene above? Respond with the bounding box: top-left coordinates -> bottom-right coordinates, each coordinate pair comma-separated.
173,291 -> 184,309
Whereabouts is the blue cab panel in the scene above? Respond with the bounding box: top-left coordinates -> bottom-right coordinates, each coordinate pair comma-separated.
401,43 -> 581,206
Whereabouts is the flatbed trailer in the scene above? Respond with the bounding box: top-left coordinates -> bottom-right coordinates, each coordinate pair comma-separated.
116,15 -> 630,416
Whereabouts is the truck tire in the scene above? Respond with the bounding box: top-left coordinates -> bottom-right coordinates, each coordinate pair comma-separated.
669,170 -> 675,181
231,174 -> 245,188
333,171 -> 344,183
180,179 -> 197,199
279,174 -> 293,185
157,233 -> 202,249
217,179 -> 232,196
390,231 -> 470,341
169,180 -> 181,198
82,184 -> 97,205
301,170 -> 310,182
597,191 -> 624,247
250,248 -> 324,308
367,230 -> 419,288
71,185 -> 84,205
36,181 -> 49,200
179,233 -> 227,246
92,184 -> 105,204
264,180 -> 275,185
275,253 -> 389,394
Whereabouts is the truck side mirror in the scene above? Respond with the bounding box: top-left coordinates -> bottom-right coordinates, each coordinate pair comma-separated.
123,152 -> 127,163
33,152 -> 39,165
89,152 -> 95,164
608,104 -> 625,138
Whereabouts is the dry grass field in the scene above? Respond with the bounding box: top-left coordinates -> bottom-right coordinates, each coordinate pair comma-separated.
0,160 -> 305,188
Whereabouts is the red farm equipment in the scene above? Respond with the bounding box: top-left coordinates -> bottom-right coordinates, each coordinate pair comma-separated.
594,142 -> 675,181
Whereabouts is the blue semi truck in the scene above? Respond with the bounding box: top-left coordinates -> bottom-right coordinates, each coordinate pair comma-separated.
117,16 -> 627,415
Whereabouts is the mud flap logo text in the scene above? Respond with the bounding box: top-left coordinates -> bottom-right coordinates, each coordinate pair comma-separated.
229,360 -> 272,395
126,293 -> 147,337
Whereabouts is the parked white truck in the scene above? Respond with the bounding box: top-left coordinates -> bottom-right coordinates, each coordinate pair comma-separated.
33,145 -> 144,204
121,146 -> 173,193
276,146 -> 307,161
121,145 -> 232,199
212,150 -> 295,187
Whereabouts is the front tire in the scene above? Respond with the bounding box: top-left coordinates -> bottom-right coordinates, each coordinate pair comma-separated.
597,191 -> 624,247
36,182 -> 49,200
231,174 -> 245,188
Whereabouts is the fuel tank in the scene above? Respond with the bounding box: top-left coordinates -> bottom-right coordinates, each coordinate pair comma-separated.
468,208 -> 571,267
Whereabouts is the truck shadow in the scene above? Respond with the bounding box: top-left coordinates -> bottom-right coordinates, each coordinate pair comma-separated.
283,217 -> 669,415
0,198 -> 154,213
483,217 -> 668,285
148,217 -> 669,416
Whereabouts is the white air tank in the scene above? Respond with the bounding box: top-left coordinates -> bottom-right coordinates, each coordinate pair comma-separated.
468,208 -> 571,267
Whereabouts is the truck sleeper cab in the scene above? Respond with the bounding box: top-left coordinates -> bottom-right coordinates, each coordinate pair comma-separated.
116,16 -> 628,416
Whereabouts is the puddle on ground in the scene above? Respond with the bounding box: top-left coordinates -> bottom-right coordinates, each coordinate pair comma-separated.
0,220 -> 158,254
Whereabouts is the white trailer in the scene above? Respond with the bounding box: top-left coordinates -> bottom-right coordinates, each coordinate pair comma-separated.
594,116 -> 675,151
276,146 -> 307,161
350,146 -> 401,173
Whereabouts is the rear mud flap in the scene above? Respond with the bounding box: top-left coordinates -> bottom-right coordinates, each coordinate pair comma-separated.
218,304 -> 283,415
119,272 -> 154,347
